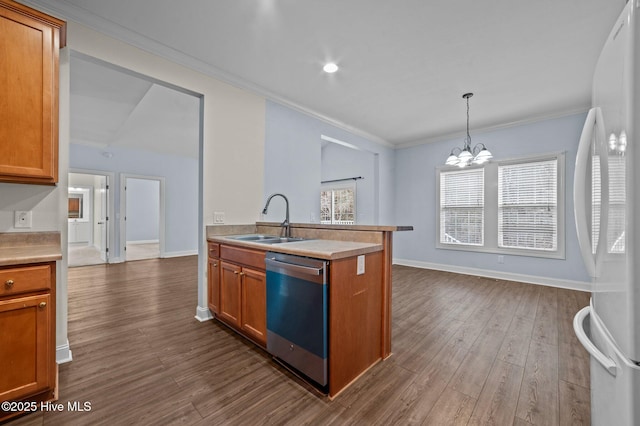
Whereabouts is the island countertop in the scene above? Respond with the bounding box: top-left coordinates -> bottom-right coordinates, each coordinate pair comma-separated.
207,222 -> 412,260
208,234 -> 382,260
0,232 -> 62,266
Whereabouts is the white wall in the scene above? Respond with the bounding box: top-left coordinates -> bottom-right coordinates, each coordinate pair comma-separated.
393,112 -> 591,288
264,100 -> 394,225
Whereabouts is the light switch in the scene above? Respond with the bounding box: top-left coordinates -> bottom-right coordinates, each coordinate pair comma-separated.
214,212 -> 225,224
357,255 -> 365,275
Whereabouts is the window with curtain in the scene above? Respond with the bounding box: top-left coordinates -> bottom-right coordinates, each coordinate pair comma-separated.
437,152 -> 565,258
498,159 -> 557,251
320,182 -> 356,224
439,168 -> 484,246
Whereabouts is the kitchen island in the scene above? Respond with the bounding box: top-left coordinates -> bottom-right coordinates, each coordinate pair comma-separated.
206,222 -> 411,398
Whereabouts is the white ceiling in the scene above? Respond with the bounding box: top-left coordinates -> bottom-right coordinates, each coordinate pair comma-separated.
27,0 -> 624,147
70,55 -> 200,158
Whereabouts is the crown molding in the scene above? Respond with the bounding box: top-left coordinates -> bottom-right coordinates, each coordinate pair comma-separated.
394,106 -> 590,149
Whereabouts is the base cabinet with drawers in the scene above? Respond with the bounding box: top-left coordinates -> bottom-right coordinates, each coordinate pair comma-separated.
208,243 -> 267,347
0,262 -> 56,420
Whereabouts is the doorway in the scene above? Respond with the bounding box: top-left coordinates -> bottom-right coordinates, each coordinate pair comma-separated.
121,174 -> 165,261
68,171 -> 112,267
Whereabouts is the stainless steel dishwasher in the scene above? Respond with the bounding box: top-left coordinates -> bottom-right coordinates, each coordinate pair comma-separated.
265,251 -> 328,388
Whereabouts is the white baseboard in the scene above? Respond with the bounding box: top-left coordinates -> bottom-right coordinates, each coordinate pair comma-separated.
126,239 -> 160,245
163,250 -> 198,258
56,340 -> 73,364
393,258 -> 592,292
195,305 -> 213,322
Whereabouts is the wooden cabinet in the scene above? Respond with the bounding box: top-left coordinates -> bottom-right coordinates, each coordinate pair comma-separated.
208,243 -> 267,347
0,0 -> 66,185
207,243 -> 220,315
219,261 -> 242,328
0,262 -> 56,419
239,266 -> 266,345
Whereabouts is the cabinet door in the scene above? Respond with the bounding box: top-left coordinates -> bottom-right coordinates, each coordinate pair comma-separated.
0,293 -> 51,401
0,2 -> 64,184
218,261 -> 241,328
241,267 -> 266,347
207,257 -> 220,315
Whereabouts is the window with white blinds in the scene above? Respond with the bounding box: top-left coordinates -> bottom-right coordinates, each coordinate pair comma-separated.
439,168 -> 484,246
606,155 -> 626,253
498,159 -> 557,251
437,152 -> 565,258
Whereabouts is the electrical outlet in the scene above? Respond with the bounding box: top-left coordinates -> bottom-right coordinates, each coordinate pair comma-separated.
498,255 -> 504,264
357,255 -> 365,275
213,211 -> 225,224
15,210 -> 32,228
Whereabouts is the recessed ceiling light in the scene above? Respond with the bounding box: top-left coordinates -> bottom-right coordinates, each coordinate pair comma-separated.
323,62 -> 339,73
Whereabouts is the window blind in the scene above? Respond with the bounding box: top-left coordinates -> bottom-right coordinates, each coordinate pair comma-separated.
607,155 -> 625,253
498,159 -> 557,251
440,168 -> 484,246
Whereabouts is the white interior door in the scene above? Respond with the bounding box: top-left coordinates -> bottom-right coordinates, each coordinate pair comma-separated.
98,177 -> 109,261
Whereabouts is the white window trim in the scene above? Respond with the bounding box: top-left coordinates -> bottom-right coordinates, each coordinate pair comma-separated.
436,151 -> 566,259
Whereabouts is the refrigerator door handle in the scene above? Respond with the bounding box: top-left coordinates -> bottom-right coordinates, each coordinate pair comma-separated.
573,305 -> 617,376
574,107 -> 599,277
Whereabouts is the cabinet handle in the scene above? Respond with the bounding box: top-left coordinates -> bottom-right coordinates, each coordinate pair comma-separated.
39,302 -> 47,309
213,262 -> 218,267
4,279 -> 14,288
234,271 -> 239,275
239,272 -> 245,277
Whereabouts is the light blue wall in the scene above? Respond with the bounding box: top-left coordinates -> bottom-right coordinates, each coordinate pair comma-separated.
70,143 -> 198,258
264,100 -> 395,225
321,143 -> 376,224
126,178 -> 160,242
393,112 -> 591,283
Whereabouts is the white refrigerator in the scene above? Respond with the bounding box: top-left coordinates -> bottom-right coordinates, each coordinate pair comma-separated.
573,1 -> 640,425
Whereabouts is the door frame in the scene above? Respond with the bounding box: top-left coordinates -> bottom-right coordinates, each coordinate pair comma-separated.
119,173 -> 166,261
68,169 -> 115,263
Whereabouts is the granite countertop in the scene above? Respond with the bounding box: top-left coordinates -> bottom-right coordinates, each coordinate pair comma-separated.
209,235 -> 383,260
0,232 -> 62,266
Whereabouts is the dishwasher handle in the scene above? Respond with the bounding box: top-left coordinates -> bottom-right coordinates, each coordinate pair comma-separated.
265,257 -> 323,276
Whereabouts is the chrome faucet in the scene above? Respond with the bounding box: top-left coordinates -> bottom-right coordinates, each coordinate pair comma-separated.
262,193 -> 291,238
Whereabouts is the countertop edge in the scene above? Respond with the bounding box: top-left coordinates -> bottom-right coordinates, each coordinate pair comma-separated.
0,232 -> 62,266
208,236 -> 382,260
255,222 -> 413,232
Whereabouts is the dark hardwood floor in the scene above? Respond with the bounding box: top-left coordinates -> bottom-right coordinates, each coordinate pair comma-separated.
5,258 -> 591,425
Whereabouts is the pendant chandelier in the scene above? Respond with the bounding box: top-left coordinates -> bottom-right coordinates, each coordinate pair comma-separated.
445,93 -> 493,167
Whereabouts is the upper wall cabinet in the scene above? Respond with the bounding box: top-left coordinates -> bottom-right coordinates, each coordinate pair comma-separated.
0,0 -> 66,185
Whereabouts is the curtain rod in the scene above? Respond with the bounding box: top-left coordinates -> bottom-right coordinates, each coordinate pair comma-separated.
321,176 -> 363,184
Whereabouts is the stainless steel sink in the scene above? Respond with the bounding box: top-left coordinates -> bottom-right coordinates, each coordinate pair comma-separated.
227,234 -> 308,244
228,234 -> 276,241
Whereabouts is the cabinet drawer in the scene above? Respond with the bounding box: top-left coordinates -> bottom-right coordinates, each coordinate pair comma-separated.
0,264 -> 52,297
220,245 -> 265,270
208,243 -> 220,259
